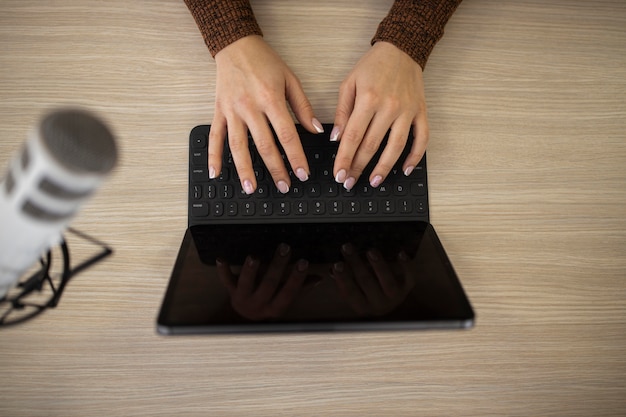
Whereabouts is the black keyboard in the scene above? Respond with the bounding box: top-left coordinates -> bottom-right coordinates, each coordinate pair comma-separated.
188,124 -> 429,225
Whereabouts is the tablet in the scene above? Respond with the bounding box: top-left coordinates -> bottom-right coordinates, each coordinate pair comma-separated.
157,221 -> 474,334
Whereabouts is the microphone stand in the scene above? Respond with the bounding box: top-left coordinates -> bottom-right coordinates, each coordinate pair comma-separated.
0,228 -> 112,326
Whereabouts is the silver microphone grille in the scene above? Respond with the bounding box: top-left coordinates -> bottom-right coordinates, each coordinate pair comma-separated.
39,109 -> 118,175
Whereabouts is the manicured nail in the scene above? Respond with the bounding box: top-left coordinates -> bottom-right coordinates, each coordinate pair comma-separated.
209,165 -> 217,179
343,176 -> 356,191
295,167 -> 309,182
370,175 -> 383,188
335,169 -> 347,183
296,259 -> 309,272
404,166 -> 415,176
278,243 -> 290,256
330,126 -> 340,142
247,256 -> 259,268
243,179 -> 255,195
341,243 -> 355,255
367,250 -> 379,262
312,118 -> 324,133
277,180 -> 290,194
333,262 -> 344,273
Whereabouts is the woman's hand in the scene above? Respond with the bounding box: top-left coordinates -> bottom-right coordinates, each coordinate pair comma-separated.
332,41 -> 429,191
211,35 -> 323,195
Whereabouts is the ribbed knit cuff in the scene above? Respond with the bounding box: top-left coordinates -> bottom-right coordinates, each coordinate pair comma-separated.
184,0 -> 263,57
371,0 -> 462,69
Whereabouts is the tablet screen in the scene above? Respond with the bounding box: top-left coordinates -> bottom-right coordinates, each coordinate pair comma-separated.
157,221 -> 474,334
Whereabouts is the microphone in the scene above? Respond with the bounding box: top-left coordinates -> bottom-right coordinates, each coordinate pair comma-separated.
0,108 -> 118,298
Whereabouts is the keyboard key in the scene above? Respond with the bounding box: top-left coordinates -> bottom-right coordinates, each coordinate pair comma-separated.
382,200 -> 395,214
211,202 -> 224,217
307,184 -> 321,197
192,168 -> 207,182
206,184 -> 215,199
278,201 -> 290,215
256,185 -> 269,198
227,202 -> 238,216
192,150 -> 206,165
191,202 -> 208,217
394,183 -> 407,196
377,184 -> 390,196
261,201 -> 273,216
313,201 -> 325,215
411,182 -> 426,196
295,201 -> 307,215
324,183 -> 338,197
219,184 -> 234,199
242,201 -> 255,216
330,201 -> 343,214
192,185 -> 202,200
191,135 -> 206,149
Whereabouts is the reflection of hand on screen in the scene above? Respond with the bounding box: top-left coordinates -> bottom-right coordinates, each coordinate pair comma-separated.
331,243 -> 416,317
216,243 -> 309,321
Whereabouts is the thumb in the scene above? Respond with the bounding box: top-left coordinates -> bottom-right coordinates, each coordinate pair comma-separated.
285,72 -> 322,134
332,77 -> 356,142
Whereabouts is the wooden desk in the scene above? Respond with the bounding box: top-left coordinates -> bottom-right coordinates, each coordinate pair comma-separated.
1,1 -> 625,415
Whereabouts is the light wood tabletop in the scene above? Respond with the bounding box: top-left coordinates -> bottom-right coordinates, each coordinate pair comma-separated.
1,1 -> 625,416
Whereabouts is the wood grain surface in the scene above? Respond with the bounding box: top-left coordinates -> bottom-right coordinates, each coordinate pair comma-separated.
1,1 -> 625,416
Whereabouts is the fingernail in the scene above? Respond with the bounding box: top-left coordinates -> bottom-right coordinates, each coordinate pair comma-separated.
343,176 -> 356,191
341,243 -> 354,255
335,169 -> 347,183
247,256 -> 259,268
404,166 -> 415,176
278,243 -> 290,256
209,166 -> 217,179
295,167 -> 309,182
312,118 -> 324,133
277,180 -> 290,194
333,262 -> 344,273
243,179 -> 255,195
370,175 -> 383,188
330,126 -> 340,142
367,250 -> 379,262
398,251 -> 409,261
296,259 -> 309,272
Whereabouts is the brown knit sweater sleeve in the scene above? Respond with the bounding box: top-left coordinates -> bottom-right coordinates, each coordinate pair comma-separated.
183,0 -> 263,57
372,0 -> 463,69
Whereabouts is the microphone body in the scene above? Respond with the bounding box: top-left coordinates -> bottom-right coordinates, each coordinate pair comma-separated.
0,109 -> 117,298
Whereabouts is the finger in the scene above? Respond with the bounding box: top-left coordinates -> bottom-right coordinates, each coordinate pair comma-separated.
208,111 -> 227,179
341,243 -> 380,298
216,257 -> 236,294
270,258 -> 308,314
331,77 -> 357,143
238,255 -> 260,295
285,71 -> 323,135
246,115 -> 292,193
343,112 -> 394,189
331,261 -> 368,316
368,117 -> 413,187
333,98 -> 375,186
265,102 -> 310,187
366,249 -> 400,299
403,110 -> 429,176
397,250 -> 417,293
226,119 -> 257,194
255,243 -> 291,301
